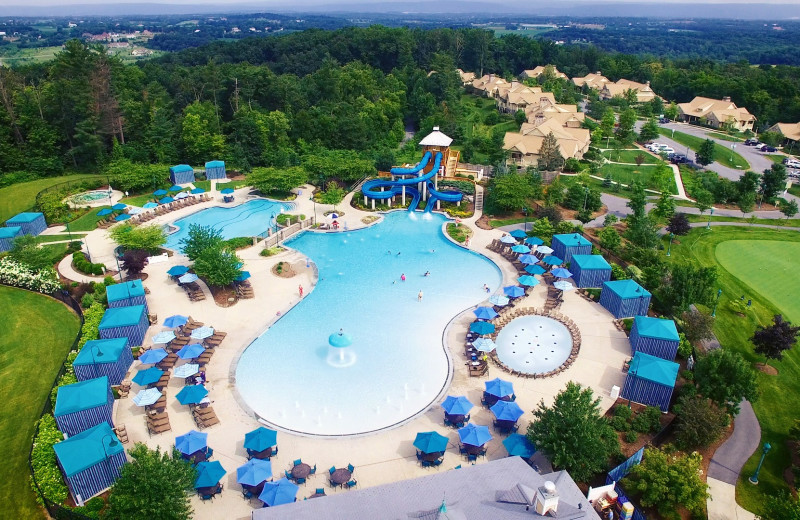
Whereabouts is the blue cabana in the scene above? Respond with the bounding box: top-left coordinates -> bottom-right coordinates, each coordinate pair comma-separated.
73,338 -> 133,385
54,376 -> 114,437
106,280 -> 148,313
630,316 -> 680,361
98,305 -> 149,346
571,254 -> 612,288
551,233 -> 592,264
204,160 -> 227,180
0,226 -> 21,252
53,422 -> 126,504
170,164 -> 195,184
5,211 -> 47,236
621,351 -> 679,412
599,280 -> 651,319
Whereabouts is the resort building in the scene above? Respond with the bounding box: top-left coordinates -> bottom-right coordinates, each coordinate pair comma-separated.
766,122 -> 800,145
599,79 -> 657,103
520,65 -> 568,81
677,96 -> 756,132
503,118 -> 591,168
457,69 -> 476,85
497,86 -> 547,114
571,72 -> 611,90
471,74 -> 510,97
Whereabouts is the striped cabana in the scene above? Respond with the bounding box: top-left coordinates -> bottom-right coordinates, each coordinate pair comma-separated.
74,338 -> 133,385
98,305 -> 148,346
204,160 -> 227,180
620,351 -> 679,412
629,316 -> 680,361
54,376 -> 114,437
551,233 -> 592,264
570,254 -> 612,288
599,279 -> 651,319
54,422 -> 126,504
169,164 -> 195,185
0,226 -> 21,253
106,280 -> 148,313
5,211 -> 47,236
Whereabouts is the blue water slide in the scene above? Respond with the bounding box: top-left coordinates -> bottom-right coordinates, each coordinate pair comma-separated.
424,182 -> 463,213
361,152 -> 442,211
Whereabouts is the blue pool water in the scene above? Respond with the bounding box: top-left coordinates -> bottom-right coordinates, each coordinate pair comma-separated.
165,199 -> 292,251
235,212 -> 502,436
495,316 -> 572,374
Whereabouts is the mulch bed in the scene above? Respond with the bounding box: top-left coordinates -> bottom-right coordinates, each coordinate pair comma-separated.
271,262 -> 296,279
209,285 -> 238,307
475,215 -> 492,230
755,363 -> 778,375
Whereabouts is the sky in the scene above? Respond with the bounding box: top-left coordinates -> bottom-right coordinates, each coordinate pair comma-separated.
3,0 -> 800,5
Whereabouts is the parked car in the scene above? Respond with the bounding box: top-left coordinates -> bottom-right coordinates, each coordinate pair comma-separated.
744,138 -> 759,146
659,118 -> 671,124
646,143 -> 664,152
660,147 -> 675,155
754,143 -> 767,151
785,159 -> 800,168
762,146 -> 777,153
670,154 -> 688,164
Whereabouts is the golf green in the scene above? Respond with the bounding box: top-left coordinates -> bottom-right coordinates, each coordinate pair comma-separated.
715,240 -> 800,323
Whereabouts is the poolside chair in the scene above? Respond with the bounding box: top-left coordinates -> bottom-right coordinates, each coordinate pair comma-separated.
242,488 -> 254,500
344,480 -> 357,489
467,454 -> 478,462
347,464 -> 354,474
293,459 -> 302,467
310,464 -> 316,475
329,466 -> 336,475
199,492 -> 214,501
296,477 -> 306,485
315,488 -> 325,496
285,470 -> 292,479
421,460 -> 431,468
432,459 -> 443,467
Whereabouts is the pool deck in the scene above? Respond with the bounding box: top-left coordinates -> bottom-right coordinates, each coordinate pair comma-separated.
107,183 -> 628,518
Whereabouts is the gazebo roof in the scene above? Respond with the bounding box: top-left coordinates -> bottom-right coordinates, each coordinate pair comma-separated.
53,423 -> 124,477
0,226 -> 21,238
571,254 -> 610,270
74,338 -> 129,366
205,160 -> 225,168
419,127 -> 453,147
6,211 -> 44,224
553,233 -> 591,247
603,279 -> 651,299
629,352 -> 679,387
106,280 -> 146,302
98,305 -> 146,329
54,376 -> 110,416
169,164 -> 193,173
633,316 -> 679,341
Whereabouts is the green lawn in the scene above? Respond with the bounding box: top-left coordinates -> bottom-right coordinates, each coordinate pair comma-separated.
0,45 -> 63,65
686,214 -> 800,227
765,154 -> 785,164
598,163 -> 678,194
665,227 -> 800,515
66,208 -> 106,232
601,149 -> 659,164
0,174 -> 105,223
706,131 -> 744,142
658,128 -> 750,170
0,286 -> 81,519
493,27 -> 555,38
789,184 -> 800,198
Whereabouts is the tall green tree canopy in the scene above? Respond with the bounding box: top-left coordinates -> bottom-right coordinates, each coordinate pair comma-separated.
694,349 -> 758,414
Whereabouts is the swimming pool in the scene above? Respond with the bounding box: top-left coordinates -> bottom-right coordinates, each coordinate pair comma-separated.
495,316 -> 572,374
235,212 -> 502,436
165,199 -> 292,251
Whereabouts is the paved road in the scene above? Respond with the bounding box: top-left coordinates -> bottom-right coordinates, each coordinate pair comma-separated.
708,401 -> 761,485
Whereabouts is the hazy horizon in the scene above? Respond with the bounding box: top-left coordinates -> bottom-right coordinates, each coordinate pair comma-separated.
3,0 -> 800,5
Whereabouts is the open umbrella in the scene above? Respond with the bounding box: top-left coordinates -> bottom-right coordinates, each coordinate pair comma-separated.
488,294 -> 509,306
176,430 -> 208,455
551,268 -> 573,279
175,192 -> 189,200
143,202 -> 159,209
503,434 -> 536,458
237,458 -> 273,487
542,256 -> 563,266
97,208 -> 113,217
152,331 -> 176,344
525,236 -> 544,246
195,461 -> 226,489
441,396 -> 474,416
511,244 -> 530,254
128,207 -> 145,215
554,280 -> 575,292
168,185 -> 183,192
517,254 -> 538,265
413,431 -> 449,454
469,321 -> 495,335
259,478 -> 299,507
138,348 -> 168,365
502,286 -> 524,298
244,427 -> 278,452
235,271 -> 251,282
176,384 -> 209,405
458,423 -> 492,447
500,235 -> 517,244
517,275 -> 539,287
177,343 -> 205,359
114,213 -> 131,221
191,188 -> 205,194
179,273 -> 199,284
132,367 -> 164,386
163,314 -> 189,327
473,306 -> 498,320
191,326 -> 214,340
524,265 -> 546,275
167,266 -> 190,276
173,363 -> 200,378
537,246 -> 554,255
153,189 -> 168,197
132,387 -> 162,406
509,229 -> 528,239
490,400 -> 525,422
112,203 -> 127,211
220,188 -> 234,194
159,196 -> 174,204
473,337 -> 497,352
485,378 -> 514,398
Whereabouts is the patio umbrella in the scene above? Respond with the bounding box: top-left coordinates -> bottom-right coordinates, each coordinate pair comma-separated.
503,434 -> 536,458
114,213 -> 131,221
195,461 -> 226,489
237,458 -> 273,487
128,207 -> 145,215
525,236 -> 544,246
142,202 -> 159,209
537,246 -> 554,255
177,343 -> 205,360
179,273 -> 199,284
488,294 -> 509,306
554,281 -> 575,292
244,427 -> 278,452
509,229 -> 527,239
473,306 -> 498,320
491,400 -> 525,422
168,185 -> 183,192
132,387 -> 162,407
517,254 -> 538,265
138,348 -> 168,365
175,192 -> 189,200
542,256 -> 563,266
511,245 -> 530,254
551,268 -> 573,279
175,430 -> 208,455
413,431 -> 449,454
173,363 -> 200,378
163,313 -> 189,327
176,384 -> 209,405
517,275 -> 539,287
166,266 -> 190,276
152,331 -> 176,344
441,396 -> 474,416
191,326 -> 215,340
326,212 -> 340,220
469,321 -> 495,335
503,286 -> 525,298
485,378 -> 515,398
153,189 -> 168,196
97,208 -> 113,217
500,235 -> 517,244
220,188 -> 235,194
473,337 -> 497,353
259,478 -> 299,507
458,423 -> 492,447
191,188 -> 205,194
132,367 -> 164,386
159,196 -> 174,204
112,203 -> 127,211
235,271 -> 251,282
524,265 -> 546,275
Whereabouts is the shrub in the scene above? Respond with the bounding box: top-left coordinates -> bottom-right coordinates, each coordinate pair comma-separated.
624,431 -> 638,443
681,369 -> 694,382
635,406 -> 663,433
677,333 -> 693,359
610,416 -> 629,432
610,263 -> 628,281
103,275 -> 116,286
72,251 -> 105,276
81,293 -> 95,308
30,414 -> 69,505
223,237 -> 253,250
614,404 -> 633,421
260,247 -> 284,257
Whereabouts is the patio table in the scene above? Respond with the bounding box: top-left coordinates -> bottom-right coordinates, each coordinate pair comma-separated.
331,468 -> 351,486
420,451 -> 444,462
184,449 -> 208,465
291,463 -> 311,479
250,447 -> 274,460
463,444 -> 485,456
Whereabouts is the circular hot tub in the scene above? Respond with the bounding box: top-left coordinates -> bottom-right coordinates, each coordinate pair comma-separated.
494,315 -> 573,375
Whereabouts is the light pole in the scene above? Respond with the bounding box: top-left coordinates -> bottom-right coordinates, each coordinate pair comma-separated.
666,232 -> 674,257
522,206 -> 528,232
707,207 -> 714,229
90,346 -> 104,379
749,442 -> 771,484
582,187 -> 590,211
711,288 -> 722,317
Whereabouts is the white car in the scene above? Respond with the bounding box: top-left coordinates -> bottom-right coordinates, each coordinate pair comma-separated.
659,147 -> 675,155
647,143 -> 665,152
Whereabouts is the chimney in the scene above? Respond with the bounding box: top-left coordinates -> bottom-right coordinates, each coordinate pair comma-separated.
534,481 -> 559,516
722,96 -> 731,102
645,81 -> 650,86
596,71 -> 602,75
433,126 -> 440,131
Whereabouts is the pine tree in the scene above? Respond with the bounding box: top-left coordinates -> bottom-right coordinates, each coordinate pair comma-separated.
537,132 -> 565,171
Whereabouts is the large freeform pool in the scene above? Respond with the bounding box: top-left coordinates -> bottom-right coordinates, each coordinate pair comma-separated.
165,199 -> 292,251
235,212 -> 502,436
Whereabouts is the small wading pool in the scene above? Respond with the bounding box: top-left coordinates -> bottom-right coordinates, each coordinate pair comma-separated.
65,190 -> 110,206
494,315 -> 573,374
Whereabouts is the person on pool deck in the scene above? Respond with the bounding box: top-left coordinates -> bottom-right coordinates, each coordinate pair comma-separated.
401,273 -> 406,282
298,285 -> 303,297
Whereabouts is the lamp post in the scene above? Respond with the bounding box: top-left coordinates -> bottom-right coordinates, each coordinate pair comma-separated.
707,207 -> 714,229
90,346 -> 104,379
522,206 -> 528,232
711,288 -> 722,317
582,186 -> 590,211
666,232 -> 674,257
749,442 -> 771,484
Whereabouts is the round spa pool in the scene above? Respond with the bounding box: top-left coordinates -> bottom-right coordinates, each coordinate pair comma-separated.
494,315 -> 573,375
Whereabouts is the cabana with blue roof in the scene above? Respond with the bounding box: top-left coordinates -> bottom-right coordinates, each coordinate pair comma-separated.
98,305 -> 149,346
54,422 -> 126,504
599,279 -> 651,319
5,211 -> 47,236
74,338 -> 133,385
169,164 -> 195,185
620,351 -> 679,412
204,160 -> 227,180
570,254 -> 612,288
106,280 -> 148,313
551,233 -> 592,264
54,376 -> 114,437
630,316 -> 680,361
0,226 -> 21,252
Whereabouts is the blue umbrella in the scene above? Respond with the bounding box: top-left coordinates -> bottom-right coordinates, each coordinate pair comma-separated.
485,378 -> 514,398
509,229 -> 527,239
132,387 -> 162,407
168,185 -> 183,192
524,265 -> 546,275
458,423 -> 492,447
195,461 -> 226,489
552,268 -> 573,279
518,275 -> 539,287
164,313 -> 189,327
177,343 -> 205,359
473,337 -> 497,352
511,245 -> 530,253
441,395 -> 474,416
153,189 -> 168,196
173,363 -> 200,378
500,235 -> 517,244
152,331 -> 176,344
554,281 -> 575,292
237,458 -> 273,487
503,285 -> 525,298
176,384 -> 209,405
537,246 -> 554,255
503,434 -> 536,458
244,427 -> 278,452
491,400 -> 525,422
159,196 -> 174,204
220,188 -> 234,194
143,202 -> 159,209
138,348 -> 168,365
259,478 -> 299,507
97,208 -> 113,216
525,236 -> 544,246
235,271 -> 251,282
132,367 -> 164,386
469,321 -> 495,335
167,266 -> 190,276
518,254 -> 538,265
542,256 -> 563,266
473,306 -> 498,320
488,294 -> 509,306
179,273 -> 199,284
114,213 -> 131,221
112,203 -> 127,211
191,188 -> 205,194
191,326 -> 215,340
175,430 -> 208,455
413,431 -> 449,454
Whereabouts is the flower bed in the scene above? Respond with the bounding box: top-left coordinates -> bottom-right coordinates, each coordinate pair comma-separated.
0,257 -> 61,293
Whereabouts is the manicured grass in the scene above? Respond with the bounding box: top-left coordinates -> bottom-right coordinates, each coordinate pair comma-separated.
0,286 -> 81,519
789,184 -> 800,198
659,128 -> 750,170
65,207 -> 106,232
706,131 -> 744,142
665,227 -> 800,515
120,193 -> 160,207
765,154 -> 785,164
686,214 -> 800,227
488,217 -> 528,228
598,163 -> 678,194
0,174 -> 105,223
601,149 -> 659,164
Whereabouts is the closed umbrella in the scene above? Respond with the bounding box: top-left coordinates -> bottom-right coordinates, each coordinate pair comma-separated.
191,188 -> 205,194
458,423 -> 492,447
552,267 -> 573,278
517,275 -> 539,287
195,461 -> 226,489
524,265 -> 546,275
153,189 -> 168,197
176,384 -> 209,405
191,326 -> 215,340
537,246 -> 554,255
509,229 -> 527,239
112,203 -> 127,211
542,256 -> 563,266
491,400 -> 525,422
138,348 -> 168,365
485,378 -> 514,398
177,343 -> 205,359
168,185 -> 183,192
503,434 -> 536,458
97,208 -> 113,217
166,266 -> 189,276
237,459 -> 273,487
244,427 -> 278,452
554,280 -> 575,292
235,271 -> 251,282
441,396 -> 474,416
114,213 -> 131,221
159,196 -> 174,204
473,306 -> 498,320
503,286 -> 525,298
413,431 -> 449,454
517,254 -> 538,265
473,337 -> 497,352
525,236 -> 544,246
511,245 -> 530,253
132,387 -> 162,406
488,294 -> 509,306
152,331 -> 176,344
179,273 -> 199,284
175,430 -> 208,455
132,367 -> 164,386
469,321 -> 495,335
173,363 -> 200,378
259,478 -> 299,507
143,202 -> 159,209
500,235 -> 517,244
163,313 -> 189,327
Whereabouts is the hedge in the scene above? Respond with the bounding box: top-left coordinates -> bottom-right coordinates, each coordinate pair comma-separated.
30,414 -> 69,505
72,252 -> 105,276
50,302 -> 105,408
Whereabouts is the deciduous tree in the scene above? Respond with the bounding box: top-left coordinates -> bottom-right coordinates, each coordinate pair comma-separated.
489,173 -> 534,212
599,226 -> 621,252
666,213 -> 691,235
193,246 -> 243,287
694,349 -> 758,414
680,309 -> 715,344
248,166 -> 306,195
696,139 -> 716,166
761,163 -> 788,202
109,224 -> 166,254
9,235 -> 54,270
779,198 -> 799,219
751,314 -> 800,365
674,395 -> 728,450
180,225 -> 224,262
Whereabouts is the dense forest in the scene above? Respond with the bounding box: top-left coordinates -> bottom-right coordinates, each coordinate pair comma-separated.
1,25 -> 800,180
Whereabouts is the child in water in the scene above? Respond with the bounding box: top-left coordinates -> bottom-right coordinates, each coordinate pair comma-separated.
401,273 -> 406,282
